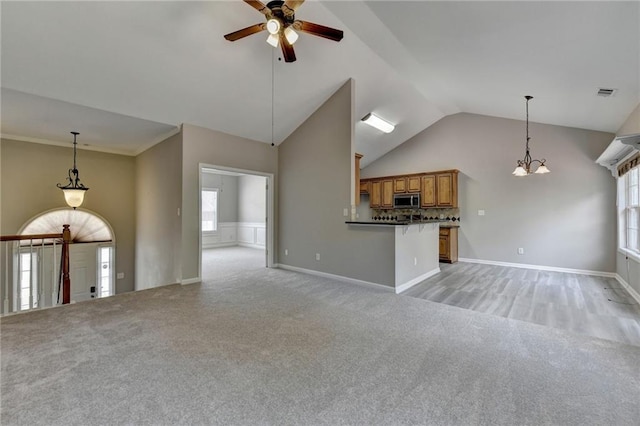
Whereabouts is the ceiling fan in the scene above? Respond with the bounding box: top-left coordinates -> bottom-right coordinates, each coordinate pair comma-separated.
224,0 -> 344,63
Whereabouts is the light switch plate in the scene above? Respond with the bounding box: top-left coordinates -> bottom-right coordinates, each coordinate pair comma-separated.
117,272 -> 124,279
478,210 -> 485,216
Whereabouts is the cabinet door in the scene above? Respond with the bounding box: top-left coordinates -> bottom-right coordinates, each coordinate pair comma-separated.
359,180 -> 370,194
394,178 -> 407,193
370,181 -> 381,208
421,175 -> 436,207
439,235 -> 449,260
407,176 -> 421,193
381,180 -> 394,208
436,172 -> 457,207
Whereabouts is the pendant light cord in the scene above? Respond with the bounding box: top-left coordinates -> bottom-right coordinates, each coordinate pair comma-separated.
271,50 -> 275,147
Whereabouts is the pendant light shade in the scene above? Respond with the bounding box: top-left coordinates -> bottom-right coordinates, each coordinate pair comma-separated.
57,131 -> 89,209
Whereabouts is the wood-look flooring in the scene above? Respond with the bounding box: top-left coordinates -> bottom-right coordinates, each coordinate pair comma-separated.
402,262 -> 640,347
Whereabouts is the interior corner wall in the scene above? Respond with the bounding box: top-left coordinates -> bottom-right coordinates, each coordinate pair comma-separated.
362,113 -> 616,273
135,132 -> 183,290
278,79 -> 395,286
616,103 -> 640,136
1,138 -> 136,294
181,124 -> 278,282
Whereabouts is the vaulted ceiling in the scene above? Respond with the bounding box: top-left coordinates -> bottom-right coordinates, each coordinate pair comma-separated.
2,1 -> 638,166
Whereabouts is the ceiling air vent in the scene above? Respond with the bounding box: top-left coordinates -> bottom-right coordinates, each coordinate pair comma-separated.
597,88 -> 616,97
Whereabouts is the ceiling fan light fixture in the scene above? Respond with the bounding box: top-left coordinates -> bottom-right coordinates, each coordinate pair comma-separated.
284,26 -> 299,45
266,18 -> 281,35
266,33 -> 279,47
362,113 -> 395,134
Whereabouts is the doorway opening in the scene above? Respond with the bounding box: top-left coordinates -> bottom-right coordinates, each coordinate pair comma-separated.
199,165 -> 273,282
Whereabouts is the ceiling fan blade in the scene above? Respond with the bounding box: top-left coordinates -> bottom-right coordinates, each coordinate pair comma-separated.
243,0 -> 272,17
224,23 -> 266,41
293,20 -> 344,42
279,34 -> 296,63
282,0 -> 305,18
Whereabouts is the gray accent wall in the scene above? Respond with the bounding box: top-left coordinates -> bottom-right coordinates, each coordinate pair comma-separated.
1,138 -> 136,294
278,79 -> 396,286
135,132 -> 183,290
362,113 -> 616,273
181,124 -> 278,282
238,175 -> 266,223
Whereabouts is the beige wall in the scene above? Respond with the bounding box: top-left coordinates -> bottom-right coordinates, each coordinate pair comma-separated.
181,124 -> 278,282
616,103 -> 640,136
363,113 -> 616,273
135,132 -> 183,290
0,138 -> 136,293
278,79 -> 396,286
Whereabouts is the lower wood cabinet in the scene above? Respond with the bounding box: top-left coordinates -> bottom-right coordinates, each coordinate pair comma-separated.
439,227 -> 458,263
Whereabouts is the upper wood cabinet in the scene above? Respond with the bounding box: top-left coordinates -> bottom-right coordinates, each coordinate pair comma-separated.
407,176 -> 421,193
421,175 -> 436,207
381,179 -> 394,208
436,172 -> 458,208
394,177 -> 407,193
359,179 -> 370,194
370,180 -> 382,208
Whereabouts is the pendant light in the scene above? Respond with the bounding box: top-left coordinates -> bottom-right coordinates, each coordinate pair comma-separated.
57,131 -> 89,208
513,96 -> 550,176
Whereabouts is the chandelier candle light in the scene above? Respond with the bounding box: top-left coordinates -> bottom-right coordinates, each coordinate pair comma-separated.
57,131 -> 89,208
512,96 -> 550,176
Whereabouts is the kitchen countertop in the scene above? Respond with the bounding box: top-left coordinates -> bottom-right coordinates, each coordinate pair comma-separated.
346,220 -> 460,228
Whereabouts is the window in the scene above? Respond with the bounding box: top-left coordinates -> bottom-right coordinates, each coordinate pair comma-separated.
98,246 -> 113,298
202,189 -> 219,232
619,167 -> 640,254
19,251 -> 38,310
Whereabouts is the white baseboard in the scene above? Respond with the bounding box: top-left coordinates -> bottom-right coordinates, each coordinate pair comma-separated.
459,258 -> 615,278
181,277 -> 201,285
277,264 -> 394,293
237,243 -> 265,250
203,242 -> 237,249
395,267 -> 441,294
614,274 -> 640,305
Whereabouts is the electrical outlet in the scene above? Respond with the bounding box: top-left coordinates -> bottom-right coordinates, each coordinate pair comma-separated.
343,208 -> 349,217
478,210 -> 485,216
517,248 -> 524,255
117,272 -> 124,279
316,253 -> 320,261
285,249 -> 288,256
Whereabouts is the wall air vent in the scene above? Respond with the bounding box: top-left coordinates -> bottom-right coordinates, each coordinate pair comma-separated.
597,88 -> 616,97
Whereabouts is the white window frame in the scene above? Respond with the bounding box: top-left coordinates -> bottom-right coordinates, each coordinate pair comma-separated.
97,244 -> 114,298
618,166 -> 640,262
202,188 -> 219,234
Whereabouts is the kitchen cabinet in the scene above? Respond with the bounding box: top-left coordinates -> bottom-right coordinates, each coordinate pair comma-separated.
355,153 -> 363,206
421,175 -> 436,207
381,179 -> 394,208
359,179 -> 370,194
370,180 -> 381,208
439,227 -> 458,263
394,177 -> 407,193
407,176 -> 421,193
421,171 -> 458,208
436,172 -> 458,208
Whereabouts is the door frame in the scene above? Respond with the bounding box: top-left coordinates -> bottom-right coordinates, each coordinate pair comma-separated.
198,163 -> 275,279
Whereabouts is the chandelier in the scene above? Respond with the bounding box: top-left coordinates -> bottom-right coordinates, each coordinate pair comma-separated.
513,96 -> 550,176
57,131 -> 89,208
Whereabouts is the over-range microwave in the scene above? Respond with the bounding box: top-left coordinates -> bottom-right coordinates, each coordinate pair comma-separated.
393,193 -> 420,209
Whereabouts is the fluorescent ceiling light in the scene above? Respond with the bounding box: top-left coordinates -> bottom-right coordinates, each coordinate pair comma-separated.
361,113 -> 395,133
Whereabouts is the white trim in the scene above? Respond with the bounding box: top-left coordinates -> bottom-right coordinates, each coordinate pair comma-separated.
395,267 -> 441,294
181,277 -> 201,285
615,274 -> 640,306
277,264 -> 394,293
238,242 -> 265,250
458,258 -> 615,278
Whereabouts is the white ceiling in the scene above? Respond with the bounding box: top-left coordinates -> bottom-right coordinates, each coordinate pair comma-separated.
1,1 -> 638,166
